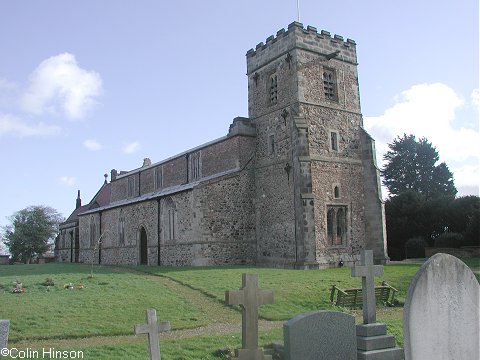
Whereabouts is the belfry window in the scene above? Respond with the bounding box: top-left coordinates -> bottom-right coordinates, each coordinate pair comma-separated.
269,74 -> 278,105
326,206 -> 347,246
323,69 -> 337,100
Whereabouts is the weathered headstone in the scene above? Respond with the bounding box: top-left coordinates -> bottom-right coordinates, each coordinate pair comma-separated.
284,310 -> 356,360
353,250 -> 404,360
403,253 -> 480,360
0,320 -> 9,350
225,273 -> 274,360
134,309 -> 171,360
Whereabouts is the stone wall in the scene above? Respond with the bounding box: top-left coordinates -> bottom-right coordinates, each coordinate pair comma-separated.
79,167 -> 256,267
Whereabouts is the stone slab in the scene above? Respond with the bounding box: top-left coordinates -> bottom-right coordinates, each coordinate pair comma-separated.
357,347 -> 404,360
403,253 -> 480,360
0,320 -> 9,348
284,310 -> 356,360
356,323 -> 386,337
232,348 -> 272,360
357,335 -> 396,351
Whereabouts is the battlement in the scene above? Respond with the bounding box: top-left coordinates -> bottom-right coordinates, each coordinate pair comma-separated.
246,22 -> 357,74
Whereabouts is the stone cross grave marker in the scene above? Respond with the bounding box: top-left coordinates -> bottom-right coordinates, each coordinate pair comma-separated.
225,273 -> 274,360
134,309 -> 171,360
0,320 -> 9,350
352,249 -> 384,324
284,310 -> 356,360
403,253 -> 480,360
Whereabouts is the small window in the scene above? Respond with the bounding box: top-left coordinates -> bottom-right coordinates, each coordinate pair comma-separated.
268,134 -> 275,155
323,69 -> 337,100
334,186 -> 340,199
154,167 -> 162,190
330,131 -> 339,151
127,176 -> 135,198
269,74 -> 278,105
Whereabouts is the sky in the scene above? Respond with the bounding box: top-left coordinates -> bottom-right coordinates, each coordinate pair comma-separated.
0,0 -> 478,232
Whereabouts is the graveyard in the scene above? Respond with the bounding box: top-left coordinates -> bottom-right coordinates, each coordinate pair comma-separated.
1,257 -> 479,359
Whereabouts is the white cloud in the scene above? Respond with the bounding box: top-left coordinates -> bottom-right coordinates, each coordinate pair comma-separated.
59,176 -> 76,186
364,83 -> 480,193
0,113 -> 61,137
21,53 -> 103,119
123,141 -> 140,154
471,88 -> 479,109
83,139 -> 104,151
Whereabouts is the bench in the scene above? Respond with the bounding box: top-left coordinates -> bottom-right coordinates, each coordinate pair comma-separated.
330,281 -> 398,308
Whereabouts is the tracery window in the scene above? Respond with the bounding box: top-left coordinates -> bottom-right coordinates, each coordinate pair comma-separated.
326,206 -> 347,246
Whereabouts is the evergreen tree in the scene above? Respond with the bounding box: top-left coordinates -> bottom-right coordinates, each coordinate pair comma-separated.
381,134 -> 457,198
1,206 -> 63,263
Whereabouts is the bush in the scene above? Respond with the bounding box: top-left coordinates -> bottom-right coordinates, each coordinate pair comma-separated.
405,237 -> 428,259
434,232 -> 464,248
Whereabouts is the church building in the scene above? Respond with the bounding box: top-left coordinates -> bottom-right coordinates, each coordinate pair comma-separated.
56,22 -> 388,268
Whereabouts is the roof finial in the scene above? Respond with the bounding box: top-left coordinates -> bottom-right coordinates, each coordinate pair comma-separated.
104,173 -> 108,184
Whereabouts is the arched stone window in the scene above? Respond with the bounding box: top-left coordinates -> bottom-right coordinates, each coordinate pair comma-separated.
334,185 -> 340,199
326,206 -> 347,246
163,197 -> 177,242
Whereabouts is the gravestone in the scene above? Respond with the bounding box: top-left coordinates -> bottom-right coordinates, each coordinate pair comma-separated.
134,309 -> 171,360
353,250 -> 404,360
225,273 -> 274,360
351,250 -> 384,324
284,310 -> 356,360
403,253 -> 480,360
0,320 -> 9,350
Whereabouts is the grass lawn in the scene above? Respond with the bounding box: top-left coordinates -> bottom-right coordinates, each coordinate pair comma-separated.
133,264 -> 419,320
0,259 -> 478,359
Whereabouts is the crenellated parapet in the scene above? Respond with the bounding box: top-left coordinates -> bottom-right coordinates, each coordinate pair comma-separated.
246,21 -> 357,74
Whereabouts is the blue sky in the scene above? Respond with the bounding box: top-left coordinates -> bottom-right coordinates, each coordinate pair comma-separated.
0,0 -> 478,232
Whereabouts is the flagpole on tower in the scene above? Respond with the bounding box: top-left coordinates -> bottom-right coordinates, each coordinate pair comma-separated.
297,0 -> 301,22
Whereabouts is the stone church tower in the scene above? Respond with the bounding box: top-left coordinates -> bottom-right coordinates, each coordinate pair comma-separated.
248,22 -> 387,267
56,22 -> 388,268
